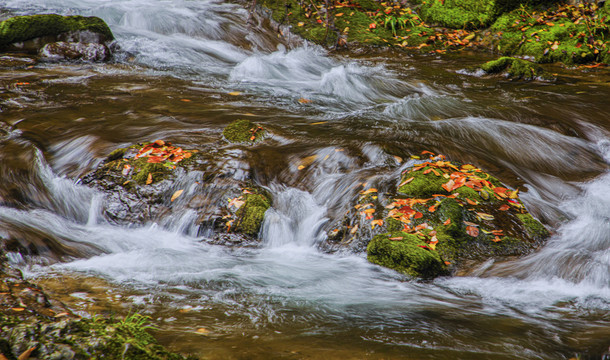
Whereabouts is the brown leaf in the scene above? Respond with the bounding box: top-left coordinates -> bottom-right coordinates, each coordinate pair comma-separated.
171,189 -> 184,202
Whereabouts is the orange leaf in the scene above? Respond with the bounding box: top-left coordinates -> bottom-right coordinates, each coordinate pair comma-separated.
414,212 -> 423,219
399,177 -> 414,187
18,347 -> 36,360
171,189 -> 184,202
154,139 -> 165,146
418,245 -> 430,250
466,225 -> 479,237
423,168 -> 432,174
389,237 -> 404,241
298,98 -> 312,104
369,23 -> 376,29
11,307 -> 25,312
442,179 -> 455,192
466,198 -> 478,206
492,236 -> 502,242
146,173 -> 153,185
371,219 -> 384,229
363,208 -> 376,214
428,205 -> 437,212
444,261 -> 451,265
443,218 -> 451,225
499,204 -> 510,211
361,188 -> 378,195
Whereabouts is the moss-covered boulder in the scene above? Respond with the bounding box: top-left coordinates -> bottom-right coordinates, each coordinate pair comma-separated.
480,56 -> 551,80
359,152 -> 549,277
223,119 -> 267,144
223,189 -> 272,237
0,14 -> 114,51
367,231 -> 448,278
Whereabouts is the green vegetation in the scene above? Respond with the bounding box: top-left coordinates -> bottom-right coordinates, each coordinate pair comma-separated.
367,231 -> 447,278
0,14 -> 114,48
223,119 -> 267,144
480,56 -> 549,80
235,192 -> 271,236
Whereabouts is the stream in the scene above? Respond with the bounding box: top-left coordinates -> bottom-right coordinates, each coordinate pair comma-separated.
1,0 -> 610,358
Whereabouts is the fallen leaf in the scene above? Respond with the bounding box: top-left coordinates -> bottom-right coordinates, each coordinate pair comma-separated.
389,236 -> 403,241
180,99 -> 191,102
444,261 -> 451,265
336,12 -> 344,16
350,224 -> 359,234
298,98 -> 312,104
310,121 -> 328,125
428,205 -> 437,212
228,91 -> 241,96
11,307 -> 25,312
371,219 -> 384,229
499,204 -> 510,211
476,212 -> 494,221
54,312 -> 69,318
492,236 -> 502,242
466,198 -> 478,206
363,208 -> 376,214
297,165 -> 306,170
171,189 -> 184,202
18,347 -> 36,360
154,139 -> 165,146
361,188 -> 378,195
414,212 -> 423,219
399,177 -> 414,187
443,218 -> 451,225
466,225 -> 479,237
196,328 -> 210,334
146,173 -> 153,185
122,164 -> 131,176
298,22 -> 305,26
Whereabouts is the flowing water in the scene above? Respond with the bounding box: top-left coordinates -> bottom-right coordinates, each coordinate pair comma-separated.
1,0 -> 610,358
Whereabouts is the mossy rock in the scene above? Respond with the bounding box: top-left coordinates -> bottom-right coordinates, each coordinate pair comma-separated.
223,119 -> 267,144
480,56 -> 550,80
367,231 -> 448,278
363,153 -> 550,277
0,14 -> 114,49
234,192 -> 271,236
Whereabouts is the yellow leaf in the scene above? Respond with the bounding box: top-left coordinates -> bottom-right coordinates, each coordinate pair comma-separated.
350,224 -> 359,234
360,188 -> 378,195
146,173 -> 153,185
196,328 -> 210,335
297,165 -> 306,170
310,121 -> 328,125
298,22 -> 305,26
298,155 -> 318,169
363,208 -> 376,214
336,12 -> 344,16
508,189 -> 519,199
477,212 -> 494,221
171,189 -> 184,202
461,164 -> 476,170
228,91 -> 241,96
371,219 -> 384,229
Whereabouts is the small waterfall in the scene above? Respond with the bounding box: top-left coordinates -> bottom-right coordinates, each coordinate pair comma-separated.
261,187 -> 328,248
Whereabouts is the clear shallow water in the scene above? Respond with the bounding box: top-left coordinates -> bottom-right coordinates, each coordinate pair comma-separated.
1,0 -> 610,358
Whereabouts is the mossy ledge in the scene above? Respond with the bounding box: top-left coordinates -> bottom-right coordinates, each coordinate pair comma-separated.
0,14 -> 114,49
0,246 -> 194,360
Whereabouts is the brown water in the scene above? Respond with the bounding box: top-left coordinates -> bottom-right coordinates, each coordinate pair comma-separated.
1,0 -> 610,359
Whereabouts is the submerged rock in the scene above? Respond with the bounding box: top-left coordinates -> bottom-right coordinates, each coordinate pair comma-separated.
331,152 -> 549,278
0,14 -> 114,61
222,119 -> 268,144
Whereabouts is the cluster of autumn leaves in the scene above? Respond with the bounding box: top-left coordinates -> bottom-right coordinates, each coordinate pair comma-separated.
119,140 -> 195,185
356,152 -> 525,252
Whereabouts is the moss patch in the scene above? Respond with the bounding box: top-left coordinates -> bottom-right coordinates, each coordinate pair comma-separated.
235,192 -> 271,236
0,14 -> 114,48
367,231 -> 447,278
480,56 -> 549,80
223,119 -> 267,144
517,213 -> 549,238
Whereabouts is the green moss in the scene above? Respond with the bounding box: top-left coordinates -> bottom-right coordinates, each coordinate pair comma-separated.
420,0 -> 497,29
386,217 -> 403,232
0,14 -> 114,48
480,56 -> 547,80
131,161 -> 170,185
367,231 -> 447,278
223,119 -> 266,144
107,148 -> 126,162
235,193 -> 271,236
517,213 -> 549,238
398,168 -> 448,198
